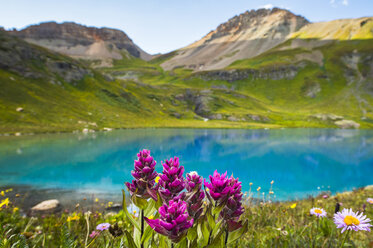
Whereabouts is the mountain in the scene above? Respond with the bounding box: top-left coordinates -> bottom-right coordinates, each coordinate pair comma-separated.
161,8 -> 309,71
9,22 -> 152,67
0,9 -> 373,134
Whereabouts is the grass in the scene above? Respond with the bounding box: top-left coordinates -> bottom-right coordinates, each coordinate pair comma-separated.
1,28 -> 373,134
0,185 -> 372,247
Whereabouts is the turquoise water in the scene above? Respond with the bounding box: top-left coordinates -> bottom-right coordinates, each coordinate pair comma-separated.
0,128 -> 372,201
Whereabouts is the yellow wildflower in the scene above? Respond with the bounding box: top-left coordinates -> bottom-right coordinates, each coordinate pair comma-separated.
107,202 -> 113,207
67,213 -> 80,222
133,210 -> 137,214
249,182 -> 253,186
271,180 -> 274,185
15,194 -> 20,197
206,188 -> 210,192
290,203 -> 297,209
13,207 -> 19,213
148,215 -> 154,220
0,198 -> 10,208
257,187 -> 261,191
155,176 -> 160,183
5,188 -> 13,193
0,191 -> 4,196
95,198 -> 99,202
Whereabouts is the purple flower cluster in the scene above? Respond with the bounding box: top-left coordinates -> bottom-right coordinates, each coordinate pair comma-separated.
125,149 -> 158,200
205,170 -> 244,231
157,157 -> 185,201
145,199 -> 194,243
184,171 -> 205,219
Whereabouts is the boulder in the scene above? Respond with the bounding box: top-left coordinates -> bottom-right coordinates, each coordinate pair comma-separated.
30,199 -> 61,215
16,107 -> 24,112
334,120 -> 360,129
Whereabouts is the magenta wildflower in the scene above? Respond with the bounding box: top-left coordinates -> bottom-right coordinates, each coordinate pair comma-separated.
333,208 -> 372,233
322,194 -> 329,199
125,149 -> 158,200
96,223 -> 111,231
145,199 -> 193,243
184,171 -> 205,219
204,170 -> 232,204
89,231 -> 100,238
220,175 -> 244,231
157,157 -> 185,201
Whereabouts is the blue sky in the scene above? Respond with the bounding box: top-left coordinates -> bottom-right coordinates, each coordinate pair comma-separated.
0,0 -> 372,54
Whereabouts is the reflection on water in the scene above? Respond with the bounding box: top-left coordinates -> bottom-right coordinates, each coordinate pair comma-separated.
0,129 -> 372,200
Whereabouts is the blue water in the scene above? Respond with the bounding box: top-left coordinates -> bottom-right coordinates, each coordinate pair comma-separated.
0,128 -> 372,201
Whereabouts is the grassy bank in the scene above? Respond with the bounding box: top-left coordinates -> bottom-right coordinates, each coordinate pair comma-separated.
0,186 -> 372,247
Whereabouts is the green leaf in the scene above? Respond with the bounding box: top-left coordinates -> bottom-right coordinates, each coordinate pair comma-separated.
211,219 -> 223,237
122,189 -> 141,231
132,194 -> 148,210
155,192 -> 163,209
212,202 -> 225,216
207,230 -> 224,248
206,211 -> 215,230
187,226 -> 197,241
134,225 -> 141,248
124,230 -> 137,248
159,235 -> 168,248
201,219 -> 210,247
141,225 -> 153,244
144,198 -> 156,217
227,220 -> 248,244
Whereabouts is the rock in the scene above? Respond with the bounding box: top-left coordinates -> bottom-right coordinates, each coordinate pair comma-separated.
30,199 -> 61,215
16,107 -> 24,112
105,203 -> 122,212
209,113 -> 223,120
14,132 -> 21,136
310,114 -> 344,121
334,120 -> 360,129
103,127 -> 113,131
82,128 -> 95,133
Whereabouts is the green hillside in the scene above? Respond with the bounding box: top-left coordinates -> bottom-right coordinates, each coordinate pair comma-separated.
0,28 -> 373,134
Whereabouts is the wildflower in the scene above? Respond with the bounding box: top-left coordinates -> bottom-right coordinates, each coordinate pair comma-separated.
89,231 -> 100,238
0,198 -> 10,208
13,207 -> 19,213
290,203 -> 297,209
107,202 -> 113,207
96,223 -> 111,231
95,198 -> 99,202
220,175 -> 244,232
125,149 -> 158,200
155,176 -> 160,183
157,157 -> 185,201
257,187 -> 261,191
0,191 -> 4,196
15,194 -> 20,197
323,194 -> 329,199
310,207 -> 327,218
5,189 -> 12,193
204,170 -> 233,204
367,198 -> 373,204
269,191 -> 274,195
133,210 -> 137,214
184,171 -> 205,219
271,180 -> 274,185
67,213 -> 80,222
145,199 -> 193,243
249,182 -> 253,186
333,208 -> 372,233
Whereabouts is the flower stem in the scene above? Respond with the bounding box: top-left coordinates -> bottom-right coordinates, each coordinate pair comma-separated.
224,228 -> 229,247
141,209 -> 144,248
340,230 -> 350,248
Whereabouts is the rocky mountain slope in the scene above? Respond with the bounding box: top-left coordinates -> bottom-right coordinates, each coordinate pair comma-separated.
0,9 -> 373,133
9,22 -> 151,67
161,8 -> 309,71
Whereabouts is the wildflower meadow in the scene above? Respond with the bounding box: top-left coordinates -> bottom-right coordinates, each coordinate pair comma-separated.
0,149 -> 372,247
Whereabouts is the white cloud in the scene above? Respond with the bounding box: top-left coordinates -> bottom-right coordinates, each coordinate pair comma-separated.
330,0 -> 349,7
342,0 -> 348,6
330,0 -> 336,4
259,4 -> 274,9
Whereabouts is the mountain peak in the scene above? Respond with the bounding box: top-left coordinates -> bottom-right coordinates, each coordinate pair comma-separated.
9,21 -> 151,63
161,7 -> 309,71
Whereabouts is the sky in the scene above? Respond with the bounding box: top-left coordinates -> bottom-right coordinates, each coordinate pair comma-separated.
0,0 -> 372,54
